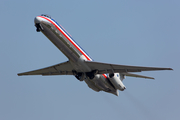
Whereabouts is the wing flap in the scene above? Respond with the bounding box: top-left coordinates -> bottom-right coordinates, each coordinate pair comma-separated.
18,61 -> 74,76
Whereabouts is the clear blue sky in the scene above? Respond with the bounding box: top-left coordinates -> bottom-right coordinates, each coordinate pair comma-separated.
0,0 -> 179,120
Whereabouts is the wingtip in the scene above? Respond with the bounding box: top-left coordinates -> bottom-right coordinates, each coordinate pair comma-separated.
17,73 -> 23,76
148,77 -> 155,80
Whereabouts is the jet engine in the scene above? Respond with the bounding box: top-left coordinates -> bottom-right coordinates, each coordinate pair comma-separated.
108,73 -> 126,91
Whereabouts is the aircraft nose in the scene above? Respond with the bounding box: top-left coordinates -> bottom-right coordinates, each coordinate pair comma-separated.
34,16 -> 44,32
34,16 -> 42,24
121,86 -> 126,91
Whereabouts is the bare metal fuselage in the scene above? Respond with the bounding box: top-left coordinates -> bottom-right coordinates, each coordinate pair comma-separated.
38,18 -> 118,95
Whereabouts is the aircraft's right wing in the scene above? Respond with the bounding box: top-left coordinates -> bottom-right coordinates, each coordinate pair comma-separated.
18,61 -> 74,76
85,61 -> 173,74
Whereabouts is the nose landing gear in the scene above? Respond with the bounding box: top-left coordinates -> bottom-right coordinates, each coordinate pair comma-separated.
35,23 -> 43,32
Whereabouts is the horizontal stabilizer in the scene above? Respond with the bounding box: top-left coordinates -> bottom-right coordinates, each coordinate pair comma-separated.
123,73 -> 154,79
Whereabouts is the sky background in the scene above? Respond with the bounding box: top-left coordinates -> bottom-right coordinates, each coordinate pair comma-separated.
0,0 -> 179,120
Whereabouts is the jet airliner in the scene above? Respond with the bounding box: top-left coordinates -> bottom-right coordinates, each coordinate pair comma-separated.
18,14 -> 173,96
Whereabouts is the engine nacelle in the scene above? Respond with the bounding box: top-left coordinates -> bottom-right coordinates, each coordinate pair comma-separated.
108,73 -> 126,91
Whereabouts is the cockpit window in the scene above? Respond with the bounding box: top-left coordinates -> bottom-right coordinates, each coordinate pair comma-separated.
41,14 -> 51,18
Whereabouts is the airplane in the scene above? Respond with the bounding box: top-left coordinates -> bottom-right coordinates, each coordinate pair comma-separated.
18,14 -> 173,96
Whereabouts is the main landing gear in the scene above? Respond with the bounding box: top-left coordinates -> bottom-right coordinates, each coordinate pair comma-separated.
73,70 -> 98,81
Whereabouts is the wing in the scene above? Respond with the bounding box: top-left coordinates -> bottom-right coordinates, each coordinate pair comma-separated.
18,61 -> 74,76
85,61 -> 173,74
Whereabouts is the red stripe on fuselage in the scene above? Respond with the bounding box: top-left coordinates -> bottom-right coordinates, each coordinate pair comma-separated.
39,16 -> 91,61
103,74 -> 107,79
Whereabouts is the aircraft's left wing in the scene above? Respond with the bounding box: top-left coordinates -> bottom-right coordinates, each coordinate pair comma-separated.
18,61 -> 74,76
85,61 -> 173,74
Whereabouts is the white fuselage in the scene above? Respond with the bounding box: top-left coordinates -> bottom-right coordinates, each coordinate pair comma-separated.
34,15 -> 119,96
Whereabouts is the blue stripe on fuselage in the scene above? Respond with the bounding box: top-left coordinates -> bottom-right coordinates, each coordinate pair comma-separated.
50,17 -> 93,61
